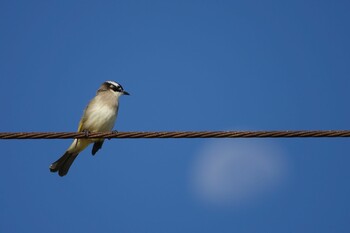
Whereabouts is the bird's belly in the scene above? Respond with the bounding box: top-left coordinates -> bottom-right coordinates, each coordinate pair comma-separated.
84,107 -> 117,132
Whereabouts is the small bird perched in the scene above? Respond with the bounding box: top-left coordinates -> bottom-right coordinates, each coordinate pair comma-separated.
50,81 -> 129,177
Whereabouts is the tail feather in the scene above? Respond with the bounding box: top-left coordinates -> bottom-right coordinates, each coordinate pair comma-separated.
50,151 -> 79,177
92,140 -> 104,155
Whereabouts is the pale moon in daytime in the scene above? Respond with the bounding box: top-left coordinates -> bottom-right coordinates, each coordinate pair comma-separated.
191,139 -> 289,207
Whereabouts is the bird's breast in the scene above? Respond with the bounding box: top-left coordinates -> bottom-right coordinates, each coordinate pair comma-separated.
84,104 -> 118,132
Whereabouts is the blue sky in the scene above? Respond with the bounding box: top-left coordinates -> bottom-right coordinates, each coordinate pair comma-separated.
1,0 -> 350,232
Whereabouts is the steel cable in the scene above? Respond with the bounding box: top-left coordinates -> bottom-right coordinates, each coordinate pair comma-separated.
0,130 -> 350,139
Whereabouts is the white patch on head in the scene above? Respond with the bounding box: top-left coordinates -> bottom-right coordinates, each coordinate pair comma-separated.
106,81 -> 120,87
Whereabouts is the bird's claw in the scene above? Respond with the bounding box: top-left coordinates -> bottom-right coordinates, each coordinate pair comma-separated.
108,130 -> 118,140
83,129 -> 90,138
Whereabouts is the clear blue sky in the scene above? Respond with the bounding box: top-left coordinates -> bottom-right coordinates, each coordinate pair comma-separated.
1,1 -> 350,232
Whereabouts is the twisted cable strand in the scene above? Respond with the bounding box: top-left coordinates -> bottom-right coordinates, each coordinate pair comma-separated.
0,130 -> 350,139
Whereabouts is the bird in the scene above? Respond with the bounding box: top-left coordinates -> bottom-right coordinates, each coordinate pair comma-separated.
50,81 -> 129,177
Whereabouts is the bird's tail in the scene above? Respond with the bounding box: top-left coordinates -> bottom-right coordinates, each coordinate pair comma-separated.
50,151 -> 79,177
50,139 -> 90,177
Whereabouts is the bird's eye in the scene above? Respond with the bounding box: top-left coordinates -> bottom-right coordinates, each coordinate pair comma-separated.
110,85 -> 122,92
110,85 -> 117,92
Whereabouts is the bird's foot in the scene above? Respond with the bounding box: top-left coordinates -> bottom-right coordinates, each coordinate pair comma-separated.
83,129 -> 90,138
108,130 -> 118,140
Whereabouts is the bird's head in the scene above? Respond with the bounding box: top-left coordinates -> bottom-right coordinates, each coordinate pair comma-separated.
98,81 -> 130,97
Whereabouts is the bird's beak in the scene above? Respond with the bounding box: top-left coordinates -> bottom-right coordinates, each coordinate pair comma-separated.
123,90 -> 130,95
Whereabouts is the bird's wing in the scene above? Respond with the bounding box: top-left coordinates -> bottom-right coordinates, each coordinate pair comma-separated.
77,107 -> 89,132
77,119 -> 84,132
77,98 -> 94,132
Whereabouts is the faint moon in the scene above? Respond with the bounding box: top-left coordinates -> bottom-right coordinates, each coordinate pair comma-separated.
190,139 -> 288,207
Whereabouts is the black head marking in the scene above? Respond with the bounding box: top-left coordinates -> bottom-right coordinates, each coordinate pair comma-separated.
104,81 -> 124,93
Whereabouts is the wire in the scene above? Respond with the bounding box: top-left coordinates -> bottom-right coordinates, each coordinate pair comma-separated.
0,130 -> 350,139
